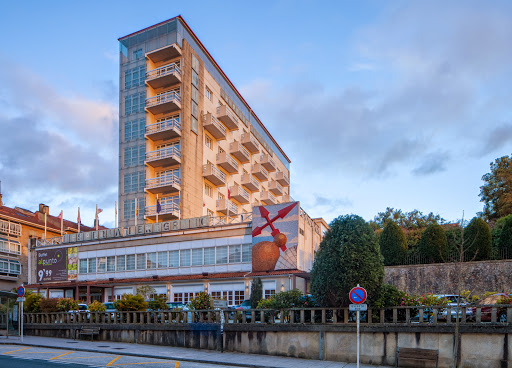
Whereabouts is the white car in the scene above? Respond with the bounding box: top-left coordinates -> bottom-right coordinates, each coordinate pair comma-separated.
435,294 -> 473,321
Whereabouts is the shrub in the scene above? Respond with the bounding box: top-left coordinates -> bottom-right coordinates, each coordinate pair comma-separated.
187,292 -> 211,310
88,301 -> 106,312
24,291 -> 43,313
417,223 -> 448,263
493,215 -> 512,254
379,221 -> 407,265
374,284 -> 404,309
464,217 -> 492,260
56,298 -> 79,312
311,215 -> 384,307
113,294 -> 147,311
147,295 -> 168,311
39,298 -> 59,313
250,278 -> 263,309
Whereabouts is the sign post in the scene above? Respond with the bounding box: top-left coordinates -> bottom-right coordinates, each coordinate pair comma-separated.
349,285 -> 367,368
17,285 -> 25,343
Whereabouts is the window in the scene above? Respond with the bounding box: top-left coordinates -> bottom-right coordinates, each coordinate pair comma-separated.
205,87 -> 212,100
204,183 -> 212,197
191,100 -> 198,118
192,55 -> 199,72
204,248 -> 215,265
124,171 -> 145,193
124,119 -> 145,141
9,261 -> 20,275
192,86 -> 199,103
133,48 -> 143,59
147,252 -> 157,269
180,249 -> 191,267
264,289 -> 276,299
191,116 -> 198,134
169,250 -> 179,267
79,259 -> 88,274
207,209 -> 214,217
136,254 -> 146,270
229,245 -> 241,263
97,257 -> 106,273
234,290 -> 244,305
126,254 -> 136,271
116,255 -> 126,271
124,145 -> 145,167
125,92 -> 145,115
242,244 -> 252,262
216,246 -> 228,264
0,239 -> 20,255
0,259 -> 8,273
88,258 -> 97,273
124,198 -> 145,220
124,66 -> 145,89
107,256 -> 116,272
192,248 -> 202,266
157,252 -> 168,268
205,135 -> 212,149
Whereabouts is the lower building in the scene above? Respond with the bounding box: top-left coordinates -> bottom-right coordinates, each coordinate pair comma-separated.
29,202 -> 327,305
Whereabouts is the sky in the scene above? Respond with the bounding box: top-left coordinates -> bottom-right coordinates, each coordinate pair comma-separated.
0,0 -> 511,228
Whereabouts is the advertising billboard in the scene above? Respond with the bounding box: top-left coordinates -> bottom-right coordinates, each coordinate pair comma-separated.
36,248 -> 69,282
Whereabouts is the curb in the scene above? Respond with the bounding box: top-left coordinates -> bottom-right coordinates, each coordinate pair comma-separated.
0,341 -> 282,368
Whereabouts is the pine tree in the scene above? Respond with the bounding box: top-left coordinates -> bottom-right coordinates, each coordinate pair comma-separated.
379,221 -> 407,265
417,223 -> 448,263
250,277 -> 263,308
464,217 -> 492,261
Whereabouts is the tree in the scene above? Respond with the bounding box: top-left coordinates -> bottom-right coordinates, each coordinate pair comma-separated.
379,221 -> 407,265
493,214 -> 512,255
114,294 -> 147,311
370,207 -> 445,230
250,277 -> 263,308
464,217 -> 492,261
136,285 -> 156,300
417,223 -> 448,263
311,215 -> 384,307
479,155 -> 512,221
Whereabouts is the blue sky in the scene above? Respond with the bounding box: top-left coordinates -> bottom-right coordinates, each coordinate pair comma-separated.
1,0 -> 511,227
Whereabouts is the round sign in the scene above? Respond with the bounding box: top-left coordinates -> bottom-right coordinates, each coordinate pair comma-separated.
349,286 -> 367,304
17,285 -> 25,298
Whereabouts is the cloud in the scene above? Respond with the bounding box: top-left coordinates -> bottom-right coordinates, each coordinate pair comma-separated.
412,152 -> 449,176
479,124 -> 512,156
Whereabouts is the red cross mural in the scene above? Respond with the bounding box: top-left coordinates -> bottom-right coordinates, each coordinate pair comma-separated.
252,202 -> 298,251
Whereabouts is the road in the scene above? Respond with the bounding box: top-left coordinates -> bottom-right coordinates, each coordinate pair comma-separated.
0,345 -> 241,368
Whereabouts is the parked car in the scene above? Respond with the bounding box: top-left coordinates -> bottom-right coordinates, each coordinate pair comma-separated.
103,302 -> 117,312
435,294 -> 473,322
166,302 -> 186,310
230,300 -> 253,321
471,293 -> 510,322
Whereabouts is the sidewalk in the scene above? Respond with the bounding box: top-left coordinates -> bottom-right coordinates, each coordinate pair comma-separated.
0,335 -> 392,368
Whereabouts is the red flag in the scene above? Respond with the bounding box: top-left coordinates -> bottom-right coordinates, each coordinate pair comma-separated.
228,189 -> 231,200
57,210 -> 63,220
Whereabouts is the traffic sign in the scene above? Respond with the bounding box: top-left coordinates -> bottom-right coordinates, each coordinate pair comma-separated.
349,286 -> 367,304
349,304 -> 367,311
17,285 -> 25,298
16,297 -> 26,302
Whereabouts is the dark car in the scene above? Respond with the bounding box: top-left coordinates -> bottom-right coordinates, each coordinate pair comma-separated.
471,293 -> 510,322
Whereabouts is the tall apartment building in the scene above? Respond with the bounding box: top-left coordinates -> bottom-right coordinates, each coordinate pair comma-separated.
118,16 -> 291,227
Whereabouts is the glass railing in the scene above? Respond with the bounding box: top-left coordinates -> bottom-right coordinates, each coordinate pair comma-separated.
146,91 -> 181,108
146,116 -> 181,136
146,62 -> 181,81
146,146 -> 181,162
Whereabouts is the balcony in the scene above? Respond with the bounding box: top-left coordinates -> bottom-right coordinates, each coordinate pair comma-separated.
240,133 -> 259,154
269,180 -> 284,196
251,163 -> 268,182
281,194 -> 295,203
146,43 -> 182,63
216,105 -> 239,131
229,141 -> 250,164
146,91 -> 181,115
145,201 -> 179,220
146,62 -> 181,89
216,152 -> 239,174
260,154 -> 277,172
145,174 -> 180,194
240,174 -> 259,192
216,199 -> 238,215
145,116 -> 181,141
145,146 -> 181,168
203,113 -> 226,140
229,185 -> 250,204
203,163 -> 226,186
0,219 -> 21,237
260,191 -> 277,205
274,171 -> 290,187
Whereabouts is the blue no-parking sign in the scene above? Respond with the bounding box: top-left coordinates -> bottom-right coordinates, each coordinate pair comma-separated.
349,286 -> 367,304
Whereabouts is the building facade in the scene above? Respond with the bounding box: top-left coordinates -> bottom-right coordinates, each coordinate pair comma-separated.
118,16 -> 292,228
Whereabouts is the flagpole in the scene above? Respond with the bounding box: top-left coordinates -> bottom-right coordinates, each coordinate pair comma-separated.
78,207 -> 81,233
156,194 -> 159,223
95,204 -> 99,231
60,210 -> 63,236
135,198 -> 138,227
44,213 -> 47,240
226,182 -> 229,223
115,201 -> 118,228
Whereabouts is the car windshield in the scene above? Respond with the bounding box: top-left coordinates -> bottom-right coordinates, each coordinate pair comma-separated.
78,305 -> 88,310
241,300 -> 251,307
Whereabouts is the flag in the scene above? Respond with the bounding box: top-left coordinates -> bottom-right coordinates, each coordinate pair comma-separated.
228,188 -> 231,200
156,199 -> 161,213
58,210 -> 63,236
96,208 -> 103,215
77,207 -> 81,233
95,204 -> 102,231
57,210 -> 63,220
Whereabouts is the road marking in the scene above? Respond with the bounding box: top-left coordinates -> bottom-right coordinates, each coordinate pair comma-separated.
106,356 -> 122,366
175,362 -> 179,368
59,355 -> 116,360
2,347 -> 31,354
110,362 -> 178,366
20,351 -> 65,354
50,351 -> 74,360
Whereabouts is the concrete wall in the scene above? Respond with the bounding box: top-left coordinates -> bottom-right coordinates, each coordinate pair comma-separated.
385,259 -> 512,296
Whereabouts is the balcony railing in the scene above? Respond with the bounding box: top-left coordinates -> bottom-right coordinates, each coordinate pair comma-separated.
260,154 -> 277,172
145,201 -> 179,217
216,199 -> 238,215
216,152 -> 239,174
216,105 -> 239,131
229,141 -> 250,163
269,180 -> 284,196
145,62 -> 182,89
281,194 -> 295,203
229,185 -> 250,204
241,133 -> 260,153
252,164 -> 269,182
260,191 -> 276,205
146,91 -> 181,114
203,163 -> 226,186
145,146 -> 181,167
145,116 -> 181,140
0,219 -> 21,236
146,43 -> 182,63
240,174 -> 260,192
203,113 -> 227,140
145,174 -> 181,194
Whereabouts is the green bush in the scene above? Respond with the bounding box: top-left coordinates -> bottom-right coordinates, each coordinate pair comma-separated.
379,221 -> 407,265
311,215 -> 384,307
374,284 -> 404,309
417,223 -> 448,263
39,298 -> 59,313
256,289 -> 306,309
88,300 -> 106,312
187,292 -> 211,310
250,277 -> 263,309
147,295 -> 168,311
464,217 -> 492,260
24,291 -> 43,313
113,294 -> 147,311
493,215 -> 512,253
56,298 -> 79,312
